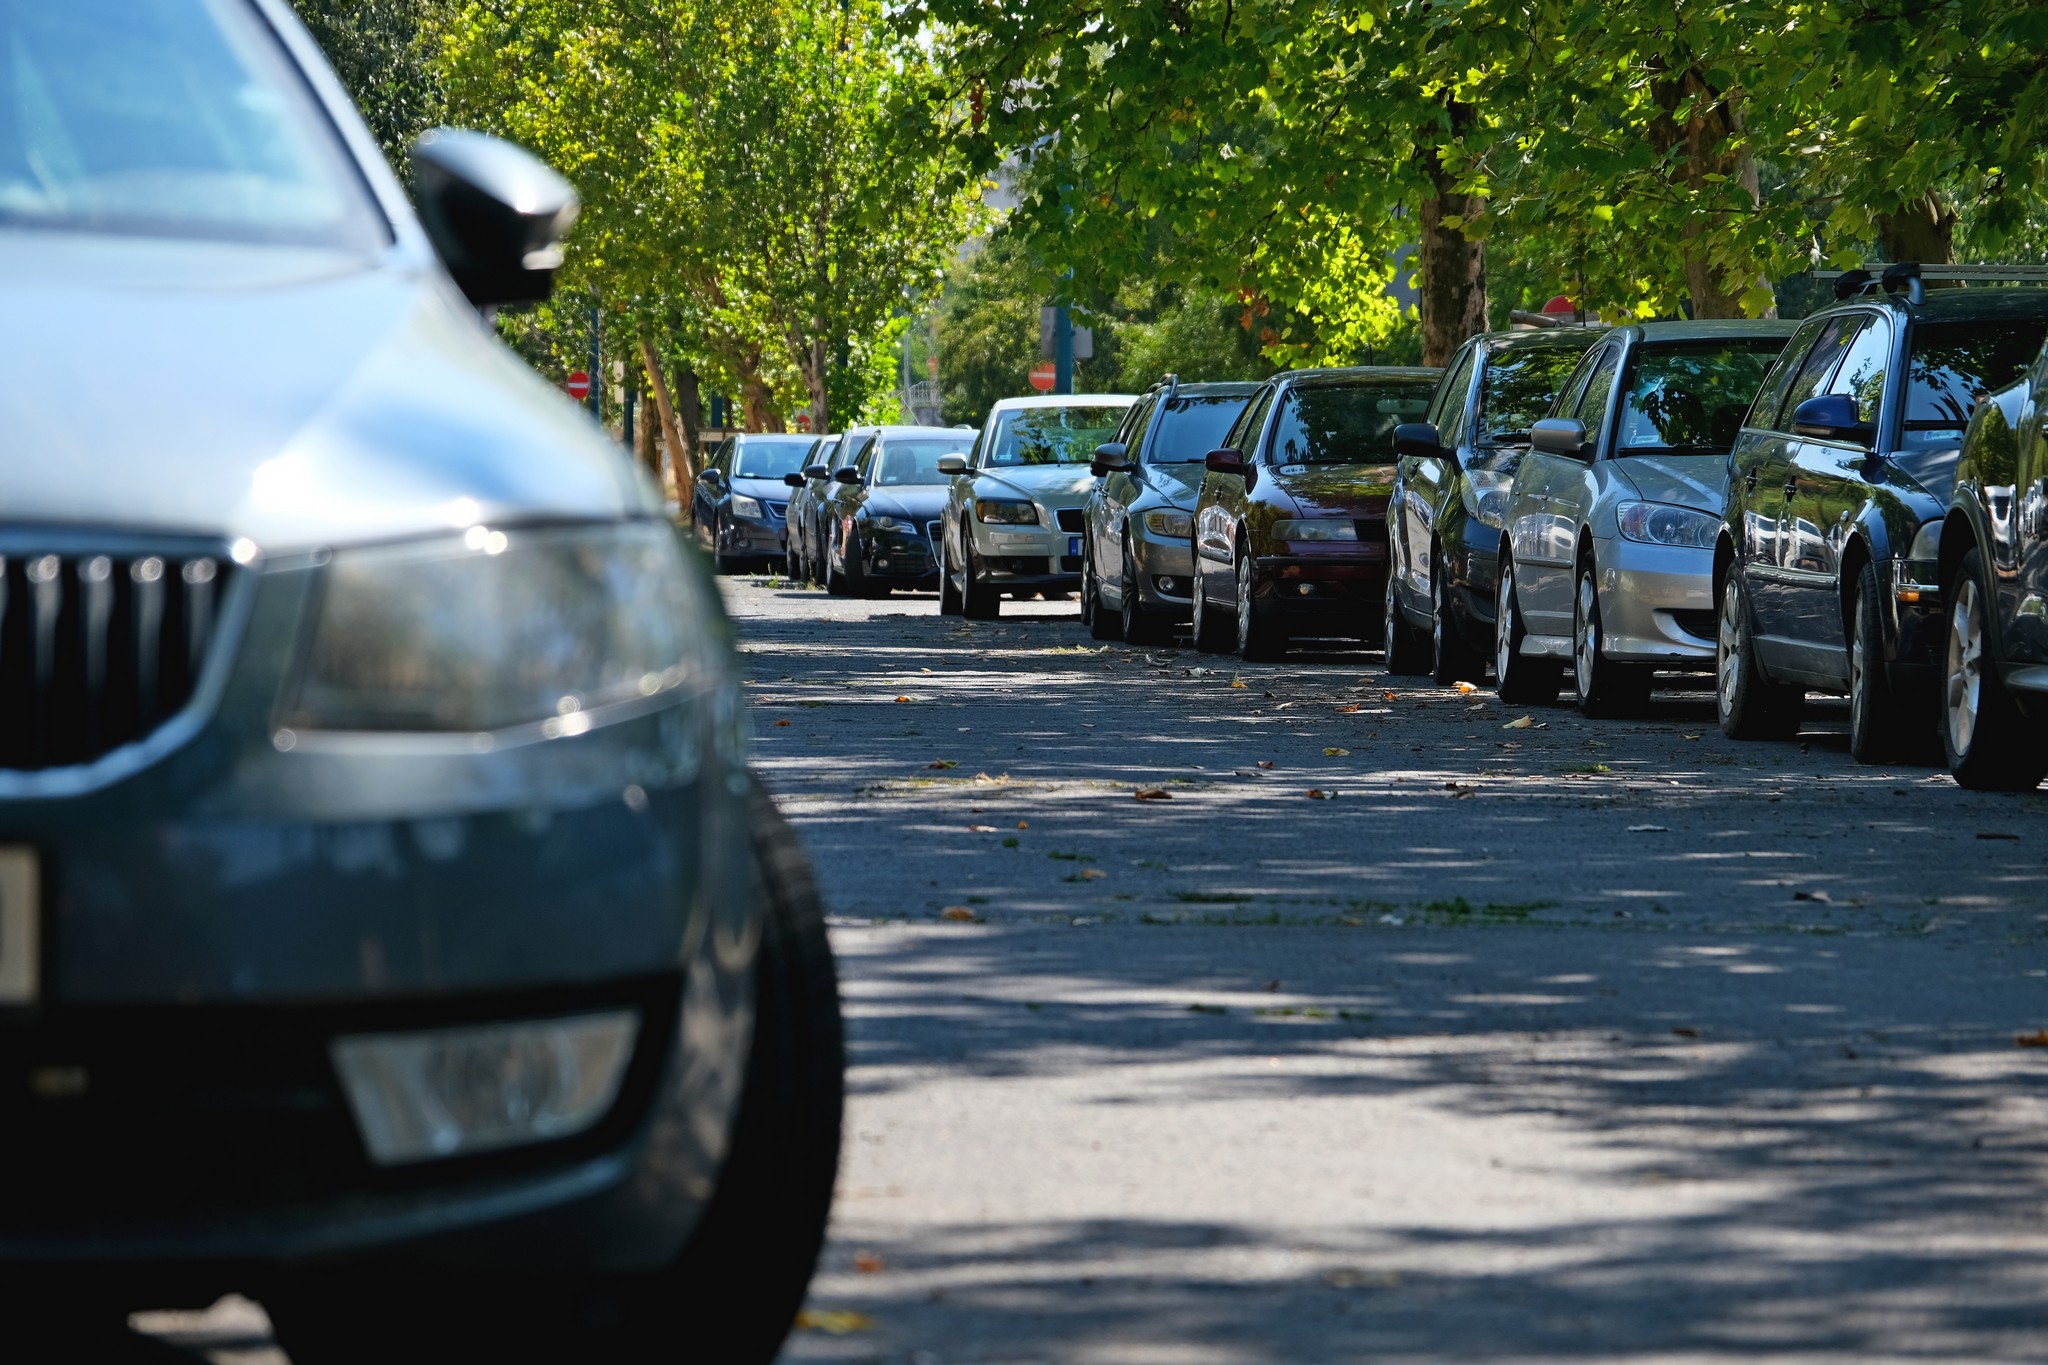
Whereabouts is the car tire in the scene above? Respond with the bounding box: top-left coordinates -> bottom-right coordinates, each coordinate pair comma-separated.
1190,561 -> 1232,653
1086,547 -> 1123,641
962,539 -> 1001,620
939,533 -> 965,615
822,531 -> 850,597
1493,557 -> 1561,705
1121,540 -> 1167,645
269,782 -> 844,1365
784,538 -> 803,583
1847,561 -> 1909,764
1716,566 -> 1803,740
1234,547 -> 1286,662
1383,569 -> 1430,675
1431,550 -> 1485,686
1943,547 -> 2048,790
1573,562 -> 1651,718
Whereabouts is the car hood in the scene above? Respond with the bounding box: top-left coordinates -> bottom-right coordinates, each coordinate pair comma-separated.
0,233 -> 648,553
1610,454 -> 1727,513
866,487 -> 948,521
730,477 -> 792,504
1266,461 -> 1397,513
973,464 -> 1099,505
1143,462 -> 1207,508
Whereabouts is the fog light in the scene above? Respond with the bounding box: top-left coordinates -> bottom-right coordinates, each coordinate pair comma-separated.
1154,576 -> 1181,594
332,1010 -> 638,1166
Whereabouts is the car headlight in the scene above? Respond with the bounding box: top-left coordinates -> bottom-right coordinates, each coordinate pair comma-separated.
1616,501 -> 1720,549
869,515 -> 918,534
1463,468 -> 1514,529
1143,509 -> 1193,538
1271,518 -> 1358,542
976,499 -> 1039,525
284,522 -> 695,734
729,494 -> 763,519
1907,519 -> 1942,561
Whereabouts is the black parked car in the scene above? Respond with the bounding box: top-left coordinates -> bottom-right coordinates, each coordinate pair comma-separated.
1715,268 -> 2048,761
691,432 -> 815,572
815,425 -> 966,595
782,432 -> 841,583
1385,328 -> 1605,681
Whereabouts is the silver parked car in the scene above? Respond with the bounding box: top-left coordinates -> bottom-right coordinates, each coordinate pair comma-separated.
937,394 -> 1135,619
1493,319 -> 1793,712
1081,376 -> 1257,643
0,2 -> 840,1359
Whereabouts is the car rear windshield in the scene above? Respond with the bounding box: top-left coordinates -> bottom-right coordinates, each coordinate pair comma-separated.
1479,345 -> 1590,443
0,0 -> 386,249
731,439 -> 814,479
1616,341 -> 1785,455
1903,320 -> 2048,449
875,439 -> 964,486
1268,381 -> 1436,465
1150,395 -> 1252,462
987,406 -> 1129,465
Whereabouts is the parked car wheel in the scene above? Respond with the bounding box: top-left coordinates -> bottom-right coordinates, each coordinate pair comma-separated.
822,531 -> 851,597
938,533 -> 965,615
1573,564 -> 1650,718
271,782 -> 844,1365
784,539 -> 804,584
1493,557 -> 1561,705
1943,548 -> 2048,790
962,540 -> 1001,620
1431,551 -> 1484,686
1084,547 -> 1122,640
1190,563 -> 1232,653
1848,561 -> 1909,764
1383,570 -> 1430,675
1234,548 -> 1286,661
1716,567 -> 1802,740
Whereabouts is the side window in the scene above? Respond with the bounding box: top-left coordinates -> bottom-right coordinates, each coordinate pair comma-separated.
1745,318 -> 1827,432
1552,352 -> 1599,422
969,416 -> 1000,468
1431,345 -> 1479,445
1827,317 -> 1891,426
710,438 -> 734,473
838,433 -> 872,470
1775,316 -> 1864,427
1573,346 -> 1623,430
855,438 -> 879,480
1122,396 -> 1160,461
1230,385 -> 1277,456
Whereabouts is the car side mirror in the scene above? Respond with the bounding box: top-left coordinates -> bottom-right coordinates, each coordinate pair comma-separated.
1205,448 -> 1255,491
1791,394 -> 1873,446
410,128 -> 579,308
1392,421 -> 1442,461
937,453 -> 969,475
831,467 -> 862,484
1090,442 -> 1132,478
1531,417 -> 1589,460
699,468 -> 723,488
802,464 -> 830,481
782,472 -> 806,488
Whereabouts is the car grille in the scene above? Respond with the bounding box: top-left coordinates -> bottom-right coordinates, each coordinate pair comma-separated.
1055,508 -> 1085,533
1670,609 -> 1716,640
926,520 -> 942,545
765,500 -> 789,522
0,546 -> 232,772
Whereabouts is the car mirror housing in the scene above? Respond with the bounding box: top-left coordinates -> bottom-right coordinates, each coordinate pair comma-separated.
1791,394 -> 1873,446
410,128 -> 579,309
699,468 -> 723,487
782,473 -> 806,489
937,453 -> 969,475
802,464 -> 830,481
1392,421 -> 1442,461
1205,447 -> 1255,491
1090,442 -> 1132,478
831,467 -> 862,484
1530,417 -> 1589,460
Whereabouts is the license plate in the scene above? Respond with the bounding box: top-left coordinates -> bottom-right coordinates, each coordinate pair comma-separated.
0,849 -> 36,1005
1068,536 -> 1082,557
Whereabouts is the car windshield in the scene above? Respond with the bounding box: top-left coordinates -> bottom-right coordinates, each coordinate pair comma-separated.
1150,395 -> 1252,462
1616,341 -> 1785,455
1903,320 -> 2048,449
987,406 -> 1128,465
731,440 -> 814,479
875,439 -> 964,486
1268,381 -> 1435,465
1479,345 -> 1591,443
0,0 -> 386,248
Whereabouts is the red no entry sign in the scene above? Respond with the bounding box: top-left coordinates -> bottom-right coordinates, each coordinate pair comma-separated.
1028,361 -> 1057,392
566,370 -> 592,400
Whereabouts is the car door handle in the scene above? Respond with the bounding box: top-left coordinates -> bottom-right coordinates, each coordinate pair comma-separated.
1783,479 -> 1799,499
1744,469 -> 1759,494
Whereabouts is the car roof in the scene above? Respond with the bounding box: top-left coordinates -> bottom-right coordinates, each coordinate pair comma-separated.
1146,380 -> 1262,397
1619,318 -> 1799,344
870,425 -> 973,439
733,431 -> 815,442
1275,365 -> 1441,389
1479,327 -> 1608,355
988,394 -> 1138,412
1812,287 -> 2048,325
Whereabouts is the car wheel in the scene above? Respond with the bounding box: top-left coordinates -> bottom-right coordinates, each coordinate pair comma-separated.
1847,561 -> 1908,764
1431,551 -> 1485,686
822,530 -> 850,597
1086,546 -> 1123,641
1234,547 -> 1286,661
1383,569 -> 1430,675
962,539 -> 1001,619
1493,557 -> 1561,705
938,530 -> 964,615
784,539 -> 803,584
1190,561 -> 1232,653
1573,561 -> 1650,718
270,782 -> 844,1365
1943,548 -> 2048,790
1715,567 -> 1803,740
1121,540 -> 1166,645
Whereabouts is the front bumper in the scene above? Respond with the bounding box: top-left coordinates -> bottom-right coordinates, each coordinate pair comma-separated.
858,526 -> 942,585
1129,527 -> 1196,615
719,513 -> 785,558
1595,537 -> 1717,666
1884,556 -> 1945,695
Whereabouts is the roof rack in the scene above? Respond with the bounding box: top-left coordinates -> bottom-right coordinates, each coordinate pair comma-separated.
1158,372 -> 1180,403
1815,262 -> 2048,304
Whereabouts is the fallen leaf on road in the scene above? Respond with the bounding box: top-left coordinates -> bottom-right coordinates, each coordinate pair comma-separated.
2015,1029 -> 2048,1047
795,1310 -> 875,1334
1454,681 -> 1478,694
1503,716 -> 1535,730
894,695 -> 913,703
1628,824 -> 1669,833
1323,747 -> 1351,757
773,719 -> 792,727
920,667 -> 932,674
1230,676 -> 1247,689
1134,787 -> 1173,801
1187,1003 -> 1227,1015
1680,733 -> 1701,741
1264,979 -> 1281,992
940,906 -> 978,922
1078,868 -> 1108,880
1382,691 -> 1398,702
1306,788 -> 1336,800
1324,1268 -> 1401,1290
928,759 -> 957,769
1793,889 -> 1832,903
1256,760 -> 1275,770
967,824 -> 998,833
1672,1026 -> 1701,1039
1337,703 -> 1361,713
853,1252 -> 885,1273
1017,820 -> 1029,829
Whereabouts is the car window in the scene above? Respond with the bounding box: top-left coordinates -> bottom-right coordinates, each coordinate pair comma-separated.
1430,345 -> 1479,445
1267,380 -> 1437,466
810,437 -> 840,472
0,0 -> 387,249
836,433 -> 873,470
1745,318 -> 1825,431
874,438 -> 962,486
1478,344 -> 1589,443
1826,318 -> 1892,426
1571,346 -> 1623,433
985,405 -> 1130,465
1616,340 -> 1787,455
1120,396 -> 1159,460
1150,394 -> 1252,462
730,438 -> 813,479
1226,386 -> 1275,454
1777,315 -> 1863,425
1552,351 -> 1598,422
1902,319 -> 2048,450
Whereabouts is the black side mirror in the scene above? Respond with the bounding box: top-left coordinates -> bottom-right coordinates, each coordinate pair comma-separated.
1090,442 -> 1132,478
699,467 -> 723,487
832,467 -> 862,484
1205,448 -> 1255,491
803,464 -> 830,481
782,472 -> 805,488
1790,394 -> 1873,446
411,129 -> 579,308
1392,421 -> 1442,461
1530,417 -> 1589,460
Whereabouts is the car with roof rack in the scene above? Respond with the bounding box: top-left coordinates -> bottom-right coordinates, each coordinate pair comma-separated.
1715,263 -> 2048,761
1080,375 -> 1258,643
781,431 -> 842,583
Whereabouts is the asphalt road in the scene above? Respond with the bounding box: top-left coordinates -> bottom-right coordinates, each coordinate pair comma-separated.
130,572 -> 2048,1364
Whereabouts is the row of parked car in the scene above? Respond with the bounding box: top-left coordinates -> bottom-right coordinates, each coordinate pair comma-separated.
695,264 -> 2048,792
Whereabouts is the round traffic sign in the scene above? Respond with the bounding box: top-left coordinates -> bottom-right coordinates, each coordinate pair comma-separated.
566,370 -> 592,400
1028,361 -> 1057,393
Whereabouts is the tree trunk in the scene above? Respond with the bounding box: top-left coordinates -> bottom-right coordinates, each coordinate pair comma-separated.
639,336 -> 692,506
1648,65 -> 1772,320
1415,107 -> 1486,368
674,364 -> 704,464
1875,190 -> 1958,266
800,337 -> 829,435
740,368 -> 783,432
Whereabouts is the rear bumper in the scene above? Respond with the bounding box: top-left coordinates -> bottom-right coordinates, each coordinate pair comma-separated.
1253,553 -> 1385,632
971,518 -> 1085,587
1596,539 -> 1716,666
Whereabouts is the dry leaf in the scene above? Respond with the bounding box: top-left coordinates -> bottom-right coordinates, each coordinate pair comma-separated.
1230,677 -> 1248,689
1134,787 -> 1173,801
1323,747 -> 1350,757
1306,788 -> 1335,800
894,695 -> 913,703
1256,760 -> 1275,770
928,759 -> 957,769
1503,716 -> 1535,730
2015,1029 -> 2048,1047
940,906 -> 977,922
1337,703 -> 1361,713
1680,733 -> 1701,741
1454,681 -> 1478,694
968,824 -> 998,833
1381,690 -> 1398,702
795,1310 -> 875,1334
1017,820 -> 1029,829
1672,1026 -> 1701,1039
853,1252 -> 885,1274
773,719 -> 792,727
1078,868 -> 1108,880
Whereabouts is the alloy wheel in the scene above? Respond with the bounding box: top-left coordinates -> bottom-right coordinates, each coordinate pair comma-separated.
1850,601 -> 1869,741
1494,565 -> 1516,683
1236,552 -> 1255,650
1946,577 -> 1982,757
1121,543 -> 1143,641
1717,584 -> 1743,721
1574,572 -> 1599,698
